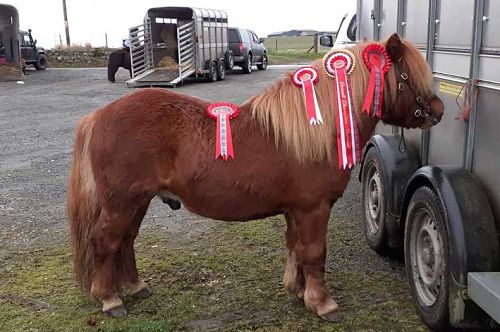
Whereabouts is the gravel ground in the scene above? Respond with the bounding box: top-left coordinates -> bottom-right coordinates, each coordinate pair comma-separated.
0,66 -> 424,330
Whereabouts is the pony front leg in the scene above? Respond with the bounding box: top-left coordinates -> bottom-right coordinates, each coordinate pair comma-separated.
291,203 -> 341,322
283,212 -> 305,298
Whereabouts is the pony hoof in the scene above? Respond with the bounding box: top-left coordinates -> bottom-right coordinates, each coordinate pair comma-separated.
105,305 -> 127,318
320,310 -> 342,323
132,287 -> 152,299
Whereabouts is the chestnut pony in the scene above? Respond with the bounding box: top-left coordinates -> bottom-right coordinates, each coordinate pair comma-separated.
67,34 -> 444,320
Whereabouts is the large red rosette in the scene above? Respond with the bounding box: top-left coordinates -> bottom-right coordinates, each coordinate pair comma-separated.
292,66 -> 323,125
361,44 -> 392,118
323,49 -> 360,170
206,102 -> 239,160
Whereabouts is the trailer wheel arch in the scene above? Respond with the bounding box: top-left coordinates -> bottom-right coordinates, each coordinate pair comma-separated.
359,134 -> 420,248
400,166 -> 499,328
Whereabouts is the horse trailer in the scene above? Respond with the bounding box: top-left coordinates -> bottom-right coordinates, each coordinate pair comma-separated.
126,7 -> 233,88
0,3 -> 22,81
336,0 -> 500,329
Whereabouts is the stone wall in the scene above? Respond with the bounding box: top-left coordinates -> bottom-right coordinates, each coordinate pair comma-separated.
45,48 -> 119,68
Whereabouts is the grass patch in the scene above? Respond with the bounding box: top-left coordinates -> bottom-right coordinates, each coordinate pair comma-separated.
267,50 -> 327,65
0,216 -> 426,331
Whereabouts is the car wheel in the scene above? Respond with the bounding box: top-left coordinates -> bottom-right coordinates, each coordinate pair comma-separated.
257,54 -> 268,70
361,147 -> 388,252
404,186 -> 450,330
34,54 -> 48,70
217,60 -> 226,81
207,61 -> 217,82
242,54 -> 252,74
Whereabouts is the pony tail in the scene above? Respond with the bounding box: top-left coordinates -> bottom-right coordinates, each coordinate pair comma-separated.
67,113 -> 100,292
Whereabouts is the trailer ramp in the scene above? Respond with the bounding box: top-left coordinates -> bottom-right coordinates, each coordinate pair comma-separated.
127,21 -> 196,87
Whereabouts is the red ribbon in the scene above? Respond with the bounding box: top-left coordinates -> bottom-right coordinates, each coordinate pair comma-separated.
323,50 -> 360,169
362,44 -> 392,118
206,102 -> 239,160
292,66 -> 323,125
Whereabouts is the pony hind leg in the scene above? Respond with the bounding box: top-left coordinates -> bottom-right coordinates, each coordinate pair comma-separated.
89,196 -> 150,317
115,199 -> 153,299
283,212 -> 305,298
291,202 -> 341,322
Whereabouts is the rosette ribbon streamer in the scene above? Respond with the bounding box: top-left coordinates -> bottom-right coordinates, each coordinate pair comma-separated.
323,49 -> 360,169
292,66 -> 323,125
361,44 -> 392,118
206,102 -> 240,160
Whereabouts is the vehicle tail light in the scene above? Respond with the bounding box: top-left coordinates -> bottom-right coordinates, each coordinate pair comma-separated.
239,42 -> 243,54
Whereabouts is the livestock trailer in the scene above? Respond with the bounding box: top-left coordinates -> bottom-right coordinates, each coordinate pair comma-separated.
0,3 -> 22,81
351,0 -> 500,329
127,6 -> 233,88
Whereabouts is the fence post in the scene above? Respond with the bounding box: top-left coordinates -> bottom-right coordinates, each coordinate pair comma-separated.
314,33 -> 319,53
275,37 -> 278,51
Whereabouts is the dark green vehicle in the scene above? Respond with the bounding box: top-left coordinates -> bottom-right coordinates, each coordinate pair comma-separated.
20,29 -> 47,70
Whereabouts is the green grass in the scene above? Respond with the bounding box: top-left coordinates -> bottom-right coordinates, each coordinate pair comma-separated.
267,50 -> 327,65
0,217 -> 427,331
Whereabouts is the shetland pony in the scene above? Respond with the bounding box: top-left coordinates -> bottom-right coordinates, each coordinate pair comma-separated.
68,34 -> 444,320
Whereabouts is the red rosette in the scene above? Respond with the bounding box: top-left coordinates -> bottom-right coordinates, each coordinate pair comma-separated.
206,102 -> 239,161
362,43 -> 392,73
292,66 -> 319,87
362,44 -> 392,118
291,66 -> 323,125
206,102 -> 239,120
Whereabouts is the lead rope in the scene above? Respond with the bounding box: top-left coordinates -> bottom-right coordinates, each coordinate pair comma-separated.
398,127 -> 407,153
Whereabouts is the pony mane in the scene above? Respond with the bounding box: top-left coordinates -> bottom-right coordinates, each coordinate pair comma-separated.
247,38 -> 433,164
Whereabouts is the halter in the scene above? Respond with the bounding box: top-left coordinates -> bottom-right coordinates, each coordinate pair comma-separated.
394,63 -> 439,125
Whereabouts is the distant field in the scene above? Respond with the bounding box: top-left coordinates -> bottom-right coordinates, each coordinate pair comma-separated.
263,36 -> 331,52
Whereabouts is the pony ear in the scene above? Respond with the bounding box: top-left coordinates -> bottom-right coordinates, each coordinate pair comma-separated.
385,33 -> 404,63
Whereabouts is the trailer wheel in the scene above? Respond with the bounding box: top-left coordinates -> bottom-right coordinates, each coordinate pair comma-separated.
207,61 -> 217,82
361,147 -> 388,252
404,186 -> 450,330
217,60 -> 226,81
243,54 -> 252,74
34,54 -> 47,70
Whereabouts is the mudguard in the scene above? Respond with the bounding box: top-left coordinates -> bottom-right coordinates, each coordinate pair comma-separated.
401,166 -> 499,328
359,134 -> 420,247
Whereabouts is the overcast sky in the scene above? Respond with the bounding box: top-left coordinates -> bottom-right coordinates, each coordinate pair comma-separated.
4,0 -> 355,48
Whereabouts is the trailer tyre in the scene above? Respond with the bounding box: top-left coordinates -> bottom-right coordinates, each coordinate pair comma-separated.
225,51 -> 234,70
34,54 -> 47,70
207,61 -> 217,82
361,147 -> 388,252
404,186 -> 450,330
243,54 -> 252,74
217,60 -> 226,81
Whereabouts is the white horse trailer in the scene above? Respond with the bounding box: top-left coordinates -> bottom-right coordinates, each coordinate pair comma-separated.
127,7 -> 233,88
328,0 -> 500,329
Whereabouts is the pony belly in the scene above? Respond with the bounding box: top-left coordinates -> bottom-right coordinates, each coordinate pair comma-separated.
178,190 -> 280,222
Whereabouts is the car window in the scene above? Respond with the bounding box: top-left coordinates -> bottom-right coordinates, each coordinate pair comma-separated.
228,28 -> 239,43
251,32 -> 259,43
240,29 -> 251,43
22,34 -> 32,46
347,14 -> 357,41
